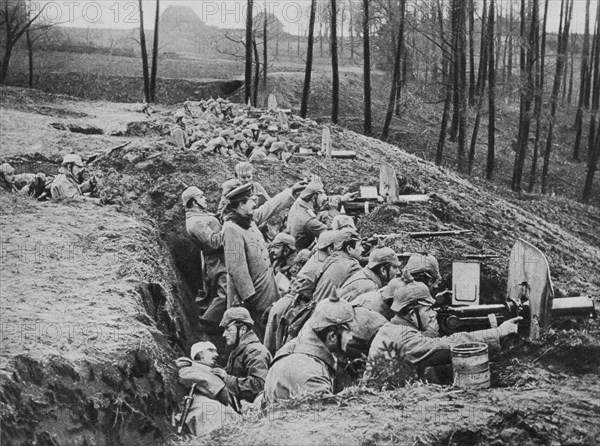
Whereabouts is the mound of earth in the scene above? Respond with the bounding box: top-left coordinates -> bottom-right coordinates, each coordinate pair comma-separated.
1,87 -> 599,445
0,194 -> 199,445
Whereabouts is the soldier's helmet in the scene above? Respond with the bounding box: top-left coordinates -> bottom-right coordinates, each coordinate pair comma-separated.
390,280 -> 435,313
310,292 -> 356,331
181,186 -> 204,207
405,253 -> 441,281
62,154 -> 84,167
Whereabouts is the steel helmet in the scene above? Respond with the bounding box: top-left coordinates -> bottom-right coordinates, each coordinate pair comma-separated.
181,186 -> 204,207
62,154 -> 84,167
219,306 -> 254,328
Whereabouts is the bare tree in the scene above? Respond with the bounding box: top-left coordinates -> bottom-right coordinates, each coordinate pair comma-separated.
582,0 -> 600,203
362,0 -> 372,135
486,0 -> 496,180
300,0 -> 317,118
245,0 -> 254,104
541,0 -> 574,194
382,0 -> 406,140
137,0 -> 150,103
149,0 -> 160,102
573,0 -> 593,161
0,0 -> 45,84
331,0 -> 340,123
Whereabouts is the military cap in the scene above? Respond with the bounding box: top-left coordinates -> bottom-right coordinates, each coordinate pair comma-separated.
332,227 -> 361,250
268,232 -> 296,250
350,306 -> 387,342
219,306 -> 254,327
181,186 -> 204,206
299,179 -> 325,200
331,215 -> 356,231
381,277 -> 405,303
224,182 -> 253,201
367,247 -> 402,269
269,141 -> 287,153
316,230 -> 338,250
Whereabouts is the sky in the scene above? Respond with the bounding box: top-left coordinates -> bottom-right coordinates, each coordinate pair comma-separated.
30,0 -> 599,35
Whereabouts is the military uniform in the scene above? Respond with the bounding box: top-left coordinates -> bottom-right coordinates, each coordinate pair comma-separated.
338,267 -> 383,302
264,323 -> 336,403
224,331 -> 272,403
176,357 -> 237,436
222,189 -> 294,336
185,207 -> 227,325
286,198 -> 328,250
312,251 -> 362,302
351,289 -> 395,321
50,168 -> 93,200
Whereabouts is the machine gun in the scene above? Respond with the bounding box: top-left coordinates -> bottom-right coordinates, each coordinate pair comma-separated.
436,294 -> 597,336
176,383 -> 196,435
436,239 -> 598,339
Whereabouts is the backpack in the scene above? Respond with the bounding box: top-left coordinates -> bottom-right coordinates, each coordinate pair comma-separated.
279,299 -> 316,346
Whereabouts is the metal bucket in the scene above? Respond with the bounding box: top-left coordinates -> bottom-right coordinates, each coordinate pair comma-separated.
451,342 -> 490,389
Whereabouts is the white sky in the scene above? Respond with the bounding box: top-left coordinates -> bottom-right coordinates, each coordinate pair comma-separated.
31,0 -> 598,35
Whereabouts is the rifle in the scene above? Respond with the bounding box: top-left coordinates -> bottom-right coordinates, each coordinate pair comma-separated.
461,254 -> 503,260
176,383 -> 196,435
409,230 -> 473,239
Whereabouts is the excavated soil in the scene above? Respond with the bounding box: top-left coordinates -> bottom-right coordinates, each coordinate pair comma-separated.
1,86 -> 599,445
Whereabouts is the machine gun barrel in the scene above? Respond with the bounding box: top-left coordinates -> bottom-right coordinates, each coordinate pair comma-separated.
176,383 -> 196,435
438,296 -> 596,335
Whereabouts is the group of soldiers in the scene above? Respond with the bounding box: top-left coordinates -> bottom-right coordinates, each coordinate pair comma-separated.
176,162 -> 522,436
169,98 -> 298,163
0,154 -> 97,201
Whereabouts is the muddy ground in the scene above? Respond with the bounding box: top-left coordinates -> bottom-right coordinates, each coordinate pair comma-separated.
1,85 -> 599,445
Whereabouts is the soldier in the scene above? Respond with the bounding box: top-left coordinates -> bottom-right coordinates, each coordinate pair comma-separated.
0,163 -> 47,197
286,179 -> 356,250
339,247 -> 401,301
221,180 -> 305,339
211,307 -> 271,405
330,214 -> 356,231
263,294 -> 356,403
268,232 -> 297,279
182,186 -> 227,331
263,230 -> 341,355
50,154 -> 96,200
171,111 -> 189,148
175,341 -> 237,436
351,277 -> 405,321
234,162 -> 271,206
404,252 -> 442,292
366,279 -> 522,383
312,228 -> 363,303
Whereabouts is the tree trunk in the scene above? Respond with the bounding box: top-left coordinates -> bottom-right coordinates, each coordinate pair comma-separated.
468,0 -> 488,174
435,0 -> 451,166
456,0 -> 468,172
300,0 -> 317,118
382,0 -> 406,140
541,0 -> 574,194
349,3 -> 355,60
573,0 -> 592,161
486,0 -> 496,180
138,0 -> 150,103
507,1 -> 513,87
528,0 -> 549,193
449,0 -> 461,143
263,12 -> 268,89
26,26 -> 33,88
149,0 -> 160,102
253,38 -> 260,106
331,0 -> 339,124
512,0 -> 538,191
362,0 -> 372,135
245,0 -> 254,104
468,0 -> 476,105
567,45 -> 574,104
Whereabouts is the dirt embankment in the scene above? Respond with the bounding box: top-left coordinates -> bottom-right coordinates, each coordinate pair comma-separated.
1,86 -> 599,445
0,195 -> 199,445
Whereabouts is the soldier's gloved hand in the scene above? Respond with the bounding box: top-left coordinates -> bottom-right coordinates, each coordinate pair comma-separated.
291,181 -> 309,197
341,191 -> 359,202
211,367 -> 227,381
498,316 -> 523,337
